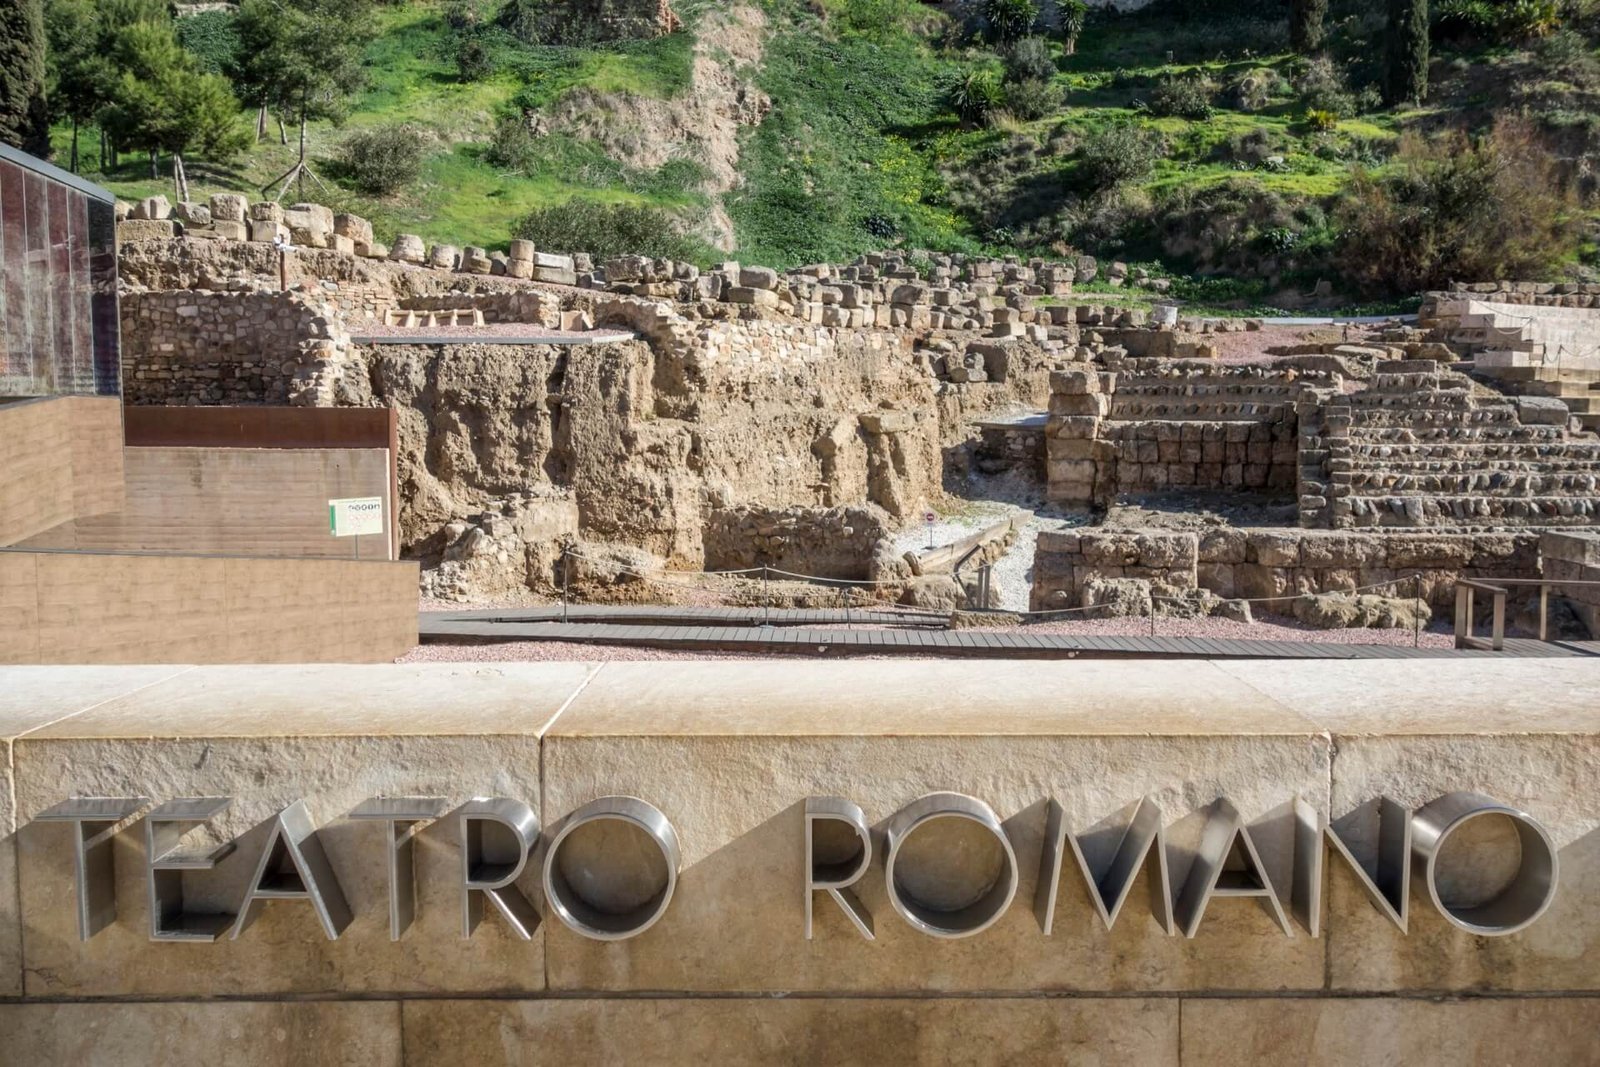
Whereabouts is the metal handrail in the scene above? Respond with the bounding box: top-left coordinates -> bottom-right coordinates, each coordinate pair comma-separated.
1454,577 -> 1600,651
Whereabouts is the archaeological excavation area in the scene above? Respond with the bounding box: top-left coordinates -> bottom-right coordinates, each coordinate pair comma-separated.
92,188 -> 1600,658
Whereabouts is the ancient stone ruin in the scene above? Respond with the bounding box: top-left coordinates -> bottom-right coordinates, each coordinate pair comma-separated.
110,190 -> 1600,632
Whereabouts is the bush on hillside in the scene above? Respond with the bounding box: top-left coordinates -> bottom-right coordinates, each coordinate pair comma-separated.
1147,73 -> 1216,120
1294,56 -> 1380,117
1005,76 -> 1062,119
1335,120 -> 1580,294
1435,0 -> 1562,43
1004,37 -> 1055,83
947,67 -> 1004,125
457,36 -> 493,81
339,125 -> 427,194
1076,123 -> 1164,190
512,200 -> 703,261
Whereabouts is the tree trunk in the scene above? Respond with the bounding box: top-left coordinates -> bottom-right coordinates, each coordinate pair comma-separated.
279,116 -> 288,145
297,113 -> 308,200
70,121 -> 79,173
174,154 -> 190,203
149,150 -> 158,180
256,105 -> 268,142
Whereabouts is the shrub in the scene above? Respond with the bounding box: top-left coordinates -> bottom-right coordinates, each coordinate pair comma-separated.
1147,73 -> 1216,120
512,200 -> 704,261
1228,68 -> 1283,111
1290,0 -> 1328,53
1005,77 -> 1061,120
1435,0 -> 1562,42
457,36 -> 492,81
1294,56 -> 1377,116
1304,107 -> 1339,131
339,125 -> 427,195
1334,120 -> 1580,295
947,67 -> 1004,125
1004,36 -> 1055,83
1076,122 -> 1163,191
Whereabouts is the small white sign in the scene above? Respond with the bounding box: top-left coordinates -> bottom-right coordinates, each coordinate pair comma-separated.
329,497 -> 384,537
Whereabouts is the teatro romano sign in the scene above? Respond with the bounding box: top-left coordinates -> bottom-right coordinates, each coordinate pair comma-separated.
32,786 -> 1558,947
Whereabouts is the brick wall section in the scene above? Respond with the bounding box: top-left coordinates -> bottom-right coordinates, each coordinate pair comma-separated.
1031,528 -> 1541,611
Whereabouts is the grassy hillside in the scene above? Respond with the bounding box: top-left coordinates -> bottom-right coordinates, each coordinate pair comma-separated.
51,0 -> 1600,303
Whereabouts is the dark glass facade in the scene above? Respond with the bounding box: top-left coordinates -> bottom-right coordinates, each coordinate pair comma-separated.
0,145 -> 119,398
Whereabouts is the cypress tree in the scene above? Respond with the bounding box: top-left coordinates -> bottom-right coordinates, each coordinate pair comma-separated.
0,0 -> 50,155
1289,0 -> 1328,54
1385,0 -> 1429,106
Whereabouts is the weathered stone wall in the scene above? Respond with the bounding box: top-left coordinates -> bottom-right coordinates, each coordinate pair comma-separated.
1031,527 -> 1541,611
5,659 -> 1600,1063
1542,531 -> 1600,634
702,504 -> 891,579
1326,362 -> 1600,528
120,290 -> 353,407
1046,364 -> 1310,506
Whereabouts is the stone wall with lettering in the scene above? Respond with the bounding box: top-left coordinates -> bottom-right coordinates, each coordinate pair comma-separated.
2,659 -> 1599,1063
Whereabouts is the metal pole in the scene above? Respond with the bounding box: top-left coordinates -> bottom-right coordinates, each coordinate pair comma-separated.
561,547 -> 569,624
762,564 -> 769,626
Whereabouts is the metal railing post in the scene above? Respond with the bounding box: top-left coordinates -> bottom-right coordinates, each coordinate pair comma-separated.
1413,573 -> 1421,649
561,547 -> 569,624
762,564 -> 770,626
1540,584 -> 1549,642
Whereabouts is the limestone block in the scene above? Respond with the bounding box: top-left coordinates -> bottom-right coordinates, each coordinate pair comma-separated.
333,212 -> 373,245
542,661 -> 1329,994
508,239 -> 536,263
535,252 -> 575,271
328,233 -> 355,255
460,247 -> 492,274
0,1001 -> 402,1066
390,234 -> 426,264
1050,368 -> 1100,395
740,266 -> 780,290
248,220 -> 288,244
535,267 -> 578,286
209,193 -> 248,222
427,244 -> 460,270
133,195 -> 171,220
249,201 -> 284,224
1181,998 -> 1599,1065
1212,659 -> 1600,992
287,201 -> 334,233
13,664 -> 595,997
1247,531 -> 1301,567
726,286 -> 779,307
402,998 -> 1178,1065
891,283 -> 929,305
506,258 -> 534,280
366,241 -> 388,259
117,219 -> 176,242
173,201 -> 211,226
211,220 -> 249,242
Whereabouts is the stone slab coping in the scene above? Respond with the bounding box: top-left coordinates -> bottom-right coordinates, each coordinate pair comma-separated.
348,330 -> 634,346
0,663 -> 596,740
4,660 -> 1599,742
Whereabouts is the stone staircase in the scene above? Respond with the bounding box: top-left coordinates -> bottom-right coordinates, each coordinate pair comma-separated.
1505,369 -> 1600,434
1321,362 -> 1600,528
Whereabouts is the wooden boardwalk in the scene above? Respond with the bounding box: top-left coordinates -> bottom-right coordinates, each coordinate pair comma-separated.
420,611 -> 1600,660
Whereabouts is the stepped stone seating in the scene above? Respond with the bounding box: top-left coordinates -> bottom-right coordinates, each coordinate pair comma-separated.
382,307 -> 486,328
1327,363 -> 1600,528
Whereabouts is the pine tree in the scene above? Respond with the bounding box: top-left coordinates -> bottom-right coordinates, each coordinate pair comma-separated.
1289,0 -> 1328,54
0,0 -> 50,156
234,0 -> 374,200
1385,0 -> 1429,106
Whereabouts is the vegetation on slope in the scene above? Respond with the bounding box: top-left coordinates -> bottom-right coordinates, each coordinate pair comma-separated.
9,0 -> 1600,302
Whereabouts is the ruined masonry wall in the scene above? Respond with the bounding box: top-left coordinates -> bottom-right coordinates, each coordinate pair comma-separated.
1029,528 -> 1540,611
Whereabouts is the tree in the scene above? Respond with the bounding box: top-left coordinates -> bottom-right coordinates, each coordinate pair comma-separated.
234,0 -> 374,200
45,0 -> 112,171
1385,0 -> 1428,105
1289,0 -> 1327,53
979,0 -> 1039,44
98,19 -> 247,197
1057,0 -> 1087,56
0,0 -> 50,156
